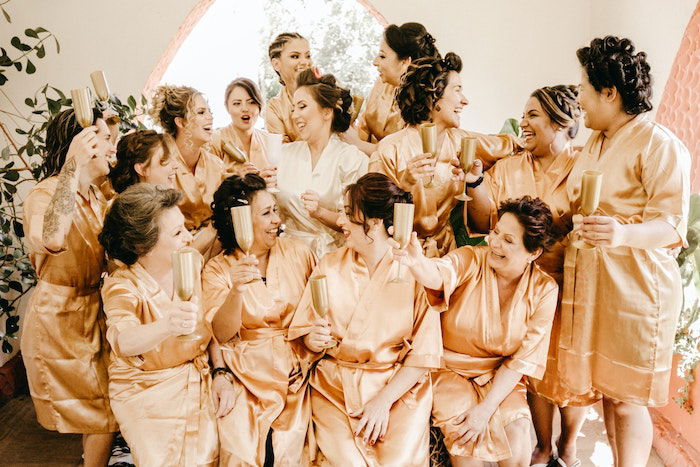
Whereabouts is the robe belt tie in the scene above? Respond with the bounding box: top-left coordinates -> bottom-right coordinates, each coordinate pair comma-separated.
239,328 -> 287,341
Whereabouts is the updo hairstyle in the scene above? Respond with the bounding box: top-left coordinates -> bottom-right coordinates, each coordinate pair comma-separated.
345,172 -> 413,235
148,85 -> 202,136
296,68 -> 352,133
530,85 -> 581,139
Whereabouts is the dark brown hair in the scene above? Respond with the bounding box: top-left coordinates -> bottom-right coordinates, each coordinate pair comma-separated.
296,69 -> 352,133
384,22 -> 440,60
345,172 -> 413,235
99,184 -> 182,265
108,130 -> 170,193
211,173 -> 268,254
530,85 -> 581,139
497,196 -> 555,253
577,35 -> 653,115
396,52 -> 462,125
41,107 -> 103,179
268,32 -> 307,86
224,77 -> 264,110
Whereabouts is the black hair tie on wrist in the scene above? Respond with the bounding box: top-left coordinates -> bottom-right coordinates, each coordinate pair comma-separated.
465,176 -> 484,192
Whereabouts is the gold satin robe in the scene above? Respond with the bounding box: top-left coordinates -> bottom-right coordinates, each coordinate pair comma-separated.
483,147 -> 599,407
265,88 -> 299,142
102,263 -> 218,467
429,246 -> 557,461
369,127 -> 517,257
20,178 -> 117,434
210,126 -> 271,176
356,79 -> 403,143
202,238 -> 316,466
288,247 -> 442,466
559,114 -> 690,406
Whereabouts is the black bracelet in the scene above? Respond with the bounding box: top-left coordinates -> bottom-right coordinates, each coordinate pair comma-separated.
211,367 -> 232,377
465,176 -> 484,191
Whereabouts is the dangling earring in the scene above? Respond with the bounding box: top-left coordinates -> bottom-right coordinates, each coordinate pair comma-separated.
435,104 -> 442,112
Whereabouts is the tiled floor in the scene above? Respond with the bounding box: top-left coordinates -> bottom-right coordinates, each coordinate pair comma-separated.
0,396 -> 665,466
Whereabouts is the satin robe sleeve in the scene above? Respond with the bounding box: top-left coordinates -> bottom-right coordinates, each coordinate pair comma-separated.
287,262 -> 327,342
24,183 -> 66,255
201,257 -> 230,324
337,149 -> 369,210
265,96 -> 290,142
466,132 -> 521,170
426,246 -> 482,309
102,276 -> 147,366
403,286 -> 443,368
640,136 -> 690,247
504,281 -> 558,379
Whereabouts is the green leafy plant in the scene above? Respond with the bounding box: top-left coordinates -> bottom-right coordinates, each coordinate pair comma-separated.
673,193 -> 700,413
0,1 -> 146,354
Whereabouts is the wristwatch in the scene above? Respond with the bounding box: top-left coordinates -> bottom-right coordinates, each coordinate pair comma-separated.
465,176 -> 484,190
212,367 -> 234,383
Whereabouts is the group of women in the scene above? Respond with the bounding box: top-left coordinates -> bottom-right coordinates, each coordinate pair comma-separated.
19,19 -> 689,467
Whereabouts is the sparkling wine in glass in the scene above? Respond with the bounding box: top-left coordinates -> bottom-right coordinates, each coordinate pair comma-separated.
172,247 -> 204,341
223,142 -> 247,164
419,123 -> 438,188
90,71 -> 110,102
574,170 -> 603,249
71,88 -> 93,128
231,205 -> 260,283
455,136 -> 477,202
390,203 -> 415,283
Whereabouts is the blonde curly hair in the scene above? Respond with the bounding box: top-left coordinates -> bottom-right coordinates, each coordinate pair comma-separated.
148,85 -> 201,136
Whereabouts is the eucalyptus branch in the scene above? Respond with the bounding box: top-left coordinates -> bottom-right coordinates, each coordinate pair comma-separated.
0,121 -> 31,170
8,34 -> 53,62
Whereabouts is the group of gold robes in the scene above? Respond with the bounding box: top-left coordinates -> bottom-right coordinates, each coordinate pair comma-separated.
21,178 -> 117,434
265,88 -> 300,143
482,146 -> 600,407
277,135 -> 368,258
369,127 -> 517,257
356,80 -> 404,143
202,238 -> 317,466
559,114 -> 691,406
102,262 -> 218,467
428,246 -> 558,462
210,126 -> 272,176
288,246 -> 443,466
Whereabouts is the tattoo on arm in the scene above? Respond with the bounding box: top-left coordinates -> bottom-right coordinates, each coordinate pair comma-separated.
42,158 -> 79,245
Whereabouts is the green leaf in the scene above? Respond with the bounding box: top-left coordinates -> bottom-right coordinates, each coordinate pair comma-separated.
8,281 -> 22,293
47,98 -> 60,114
1,146 -> 10,159
36,44 -> 45,58
127,95 -> 137,109
2,340 -> 12,354
51,87 -> 66,100
0,72 -> 7,86
10,36 -> 31,52
25,60 -> 36,74
24,98 -> 34,107
2,170 -> 19,181
12,221 -> 23,238
1,7 -> 11,23
24,28 -> 38,39
13,61 -> 21,72
35,27 -> 48,34
53,37 -> 60,54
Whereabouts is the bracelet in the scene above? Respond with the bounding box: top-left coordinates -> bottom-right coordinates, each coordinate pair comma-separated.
211,367 -> 233,378
465,176 -> 484,190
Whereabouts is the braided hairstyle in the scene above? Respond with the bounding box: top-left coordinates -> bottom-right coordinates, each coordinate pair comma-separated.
148,84 -> 202,136
211,174 -> 268,255
108,130 -> 170,193
296,68 -> 352,133
396,52 -> 462,125
345,172 -> 413,235
384,22 -> 441,60
530,85 -> 581,139
42,107 -> 103,180
99,184 -> 182,265
268,32 -> 307,86
497,196 -> 556,253
577,35 -> 653,115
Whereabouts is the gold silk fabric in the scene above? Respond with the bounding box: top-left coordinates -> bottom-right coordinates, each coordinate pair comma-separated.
201,238 -> 317,466
210,126 -> 272,176
21,178 -> 116,433
369,127 -> 517,257
356,79 -> 404,142
102,263 -> 217,467
276,135 -> 368,258
559,114 -> 691,406
483,147 -> 599,406
429,246 -> 557,461
265,88 -> 299,143
288,247 -> 442,466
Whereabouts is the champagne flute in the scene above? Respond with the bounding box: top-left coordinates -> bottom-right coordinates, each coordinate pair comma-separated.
172,247 -> 204,341
222,142 -> 247,164
231,205 -> 260,283
350,95 -> 364,126
390,203 -> 415,283
455,136 -> 477,201
71,88 -> 93,128
419,123 -> 438,188
90,71 -> 110,102
575,170 -> 603,249
265,133 -> 283,194
310,275 -> 336,348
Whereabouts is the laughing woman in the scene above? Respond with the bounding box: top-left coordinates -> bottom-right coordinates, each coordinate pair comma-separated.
107,130 -> 176,194
22,109 -> 118,466
276,69 -> 367,258
369,53 -> 518,257
559,36 -> 690,466
289,173 -> 442,466
395,196 -> 558,466
210,78 -> 276,185
202,174 -> 316,466
265,32 -> 313,142
343,22 -> 440,155
149,85 -> 224,258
